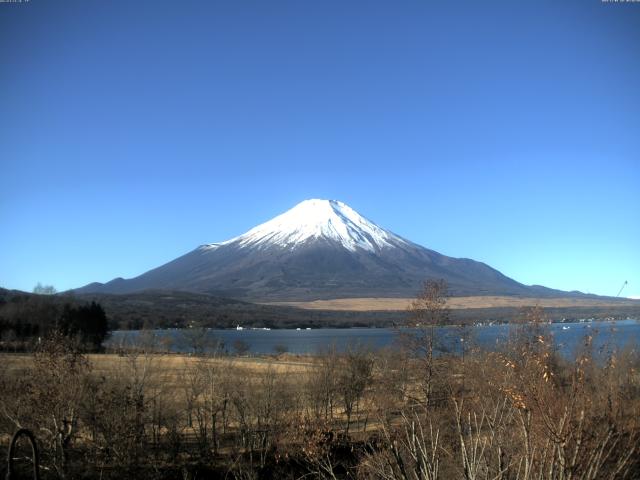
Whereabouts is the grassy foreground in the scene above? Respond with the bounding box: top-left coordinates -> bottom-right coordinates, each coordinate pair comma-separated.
1,322 -> 640,479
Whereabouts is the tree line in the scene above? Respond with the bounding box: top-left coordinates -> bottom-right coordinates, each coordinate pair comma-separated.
0,288 -> 109,351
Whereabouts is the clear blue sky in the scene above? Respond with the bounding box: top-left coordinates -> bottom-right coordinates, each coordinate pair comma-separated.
1,0 -> 639,298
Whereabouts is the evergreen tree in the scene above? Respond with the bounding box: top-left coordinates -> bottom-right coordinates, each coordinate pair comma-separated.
58,301 -> 109,350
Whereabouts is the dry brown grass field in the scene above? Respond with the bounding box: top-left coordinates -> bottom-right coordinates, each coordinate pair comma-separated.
0,352 -> 315,410
2,316 -> 640,479
0,351 -> 316,377
266,295 -> 640,311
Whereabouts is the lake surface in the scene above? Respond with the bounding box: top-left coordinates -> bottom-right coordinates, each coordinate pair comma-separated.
107,319 -> 640,358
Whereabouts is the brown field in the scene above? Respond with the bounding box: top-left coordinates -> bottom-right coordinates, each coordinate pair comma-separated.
265,295 -> 640,311
2,329 -> 640,479
1,352 -> 315,378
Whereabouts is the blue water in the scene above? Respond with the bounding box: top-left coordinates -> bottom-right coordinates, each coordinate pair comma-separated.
107,319 -> 640,358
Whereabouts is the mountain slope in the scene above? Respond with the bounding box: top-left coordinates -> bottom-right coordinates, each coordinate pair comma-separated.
76,199 -> 567,300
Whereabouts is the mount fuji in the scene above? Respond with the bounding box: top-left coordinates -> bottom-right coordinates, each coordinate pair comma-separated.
76,199 -> 566,301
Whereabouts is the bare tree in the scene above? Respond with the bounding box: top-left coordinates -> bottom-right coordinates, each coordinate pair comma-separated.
33,282 -> 57,295
233,339 -> 250,356
182,327 -> 223,356
306,345 -> 339,421
405,279 -> 450,405
337,344 -> 373,434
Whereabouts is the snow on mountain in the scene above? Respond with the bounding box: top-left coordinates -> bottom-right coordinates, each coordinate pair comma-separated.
201,199 -> 408,253
75,198 -> 565,300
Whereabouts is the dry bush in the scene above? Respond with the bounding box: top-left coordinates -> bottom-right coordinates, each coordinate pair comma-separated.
359,308 -> 640,480
0,332 -> 90,478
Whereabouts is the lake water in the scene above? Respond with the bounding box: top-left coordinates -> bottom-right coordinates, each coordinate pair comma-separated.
107,319 -> 640,358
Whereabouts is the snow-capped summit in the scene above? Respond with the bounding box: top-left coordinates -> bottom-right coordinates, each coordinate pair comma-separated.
205,199 -> 407,253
